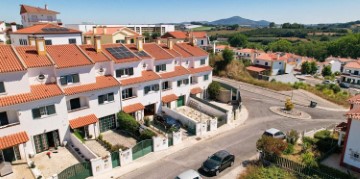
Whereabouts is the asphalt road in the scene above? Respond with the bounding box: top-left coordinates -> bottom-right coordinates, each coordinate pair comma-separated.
119,86 -> 345,179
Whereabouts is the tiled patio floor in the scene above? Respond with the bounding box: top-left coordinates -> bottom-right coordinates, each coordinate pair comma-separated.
321,153 -> 360,177
175,106 -> 213,122
2,160 -> 34,179
84,140 -> 108,157
102,130 -> 137,149
31,147 -> 80,178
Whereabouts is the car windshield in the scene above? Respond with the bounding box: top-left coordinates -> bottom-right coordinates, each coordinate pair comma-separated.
209,155 -> 222,163
263,132 -> 273,136
165,116 -> 176,124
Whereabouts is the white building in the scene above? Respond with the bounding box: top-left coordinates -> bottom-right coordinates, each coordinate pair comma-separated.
0,21 -> 6,43
161,31 -> 210,49
324,56 -> 356,73
65,24 -> 175,36
9,23 -> 82,46
20,4 -> 61,27
0,35 -> 212,162
341,60 -> 360,88
234,48 -> 264,62
250,53 -> 286,76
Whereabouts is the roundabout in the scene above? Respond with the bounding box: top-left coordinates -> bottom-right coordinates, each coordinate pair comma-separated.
269,106 -> 312,120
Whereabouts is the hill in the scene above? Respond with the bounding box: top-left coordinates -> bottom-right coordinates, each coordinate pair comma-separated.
208,16 -> 270,27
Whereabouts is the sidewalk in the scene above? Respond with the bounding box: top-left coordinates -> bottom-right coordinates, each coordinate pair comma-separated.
219,154 -> 258,179
89,106 -> 249,179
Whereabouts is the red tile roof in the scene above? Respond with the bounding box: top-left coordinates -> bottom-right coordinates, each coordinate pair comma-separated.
0,83 -> 63,107
20,4 -> 59,14
64,76 -> 119,95
159,66 -> 190,79
85,27 -> 140,37
0,45 -> 25,73
176,43 -> 208,57
159,44 -> 182,57
173,44 -> 192,58
79,45 -> 110,63
69,114 -> 99,129
161,31 -> 188,39
143,43 -> 174,60
246,66 -> 267,72
12,24 -> 81,34
123,103 -> 145,113
120,71 -> 161,86
188,66 -> 213,74
190,87 -> 202,95
162,94 -> 178,103
0,131 -> 29,150
47,44 -> 93,68
102,44 -> 140,64
345,60 -> 360,69
348,95 -> 360,104
192,32 -> 207,38
346,107 -> 360,119
15,46 -> 53,68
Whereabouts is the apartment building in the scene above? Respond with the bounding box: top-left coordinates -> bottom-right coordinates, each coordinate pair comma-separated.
83,26 -> 140,44
20,4 -> 61,27
9,23 -> 82,46
0,35 -> 212,162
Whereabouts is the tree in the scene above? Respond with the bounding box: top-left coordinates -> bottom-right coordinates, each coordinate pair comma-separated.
117,111 -> 140,134
208,81 -> 221,100
301,61 -> 311,74
322,65 -> 332,77
268,39 -> 292,52
151,32 -> 161,40
269,22 -> 275,28
256,136 -> 288,156
230,24 -> 239,30
143,32 -> 150,42
222,47 -> 234,65
228,33 -> 248,47
310,61 -> 318,74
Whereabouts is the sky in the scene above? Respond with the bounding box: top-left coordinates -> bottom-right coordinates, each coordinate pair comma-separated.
1,0 -> 360,25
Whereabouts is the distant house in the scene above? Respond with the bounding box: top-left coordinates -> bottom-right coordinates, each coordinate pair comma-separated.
83,26 -> 140,44
20,4 -> 60,27
214,45 -> 235,53
0,21 -> 6,43
9,23 -> 82,46
323,56 -> 356,73
161,31 -> 209,49
341,60 -> 360,88
234,48 -> 264,62
250,53 -> 287,76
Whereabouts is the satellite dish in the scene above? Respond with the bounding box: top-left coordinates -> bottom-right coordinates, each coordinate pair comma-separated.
99,67 -> 104,72
38,74 -> 45,80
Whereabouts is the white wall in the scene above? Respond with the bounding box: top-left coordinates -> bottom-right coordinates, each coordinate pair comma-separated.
113,61 -> 142,80
90,155 -> 112,176
343,119 -> 360,168
152,136 -> 168,152
196,38 -> 208,47
10,34 -> 82,46
272,60 -> 285,75
21,13 -> 57,27
69,133 -> 97,159
0,71 -> 30,96
56,65 -> 96,88
27,66 -> 56,85
329,60 -> 341,73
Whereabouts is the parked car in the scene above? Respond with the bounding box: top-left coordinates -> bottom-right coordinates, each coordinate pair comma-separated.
262,128 -> 287,140
201,150 -> 235,176
154,115 -> 181,131
175,169 -> 202,179
323,80 -> 335,85
339,82 -> 350,88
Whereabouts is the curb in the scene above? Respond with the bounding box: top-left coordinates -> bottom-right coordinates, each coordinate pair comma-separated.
269,106 -> 312,120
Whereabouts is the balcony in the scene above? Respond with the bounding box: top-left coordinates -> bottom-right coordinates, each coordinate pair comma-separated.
0,121 -> 20,130
0,111 -> 20,130
28,18 -> 61,23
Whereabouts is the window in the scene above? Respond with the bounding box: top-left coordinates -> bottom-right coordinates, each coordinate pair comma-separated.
122,88 -> 133,99
98,93 -> 114,104
355,71 -> 359,75
60,74 -> 80,85
279,62 -> 282,65
0,82 -> 5,93
256,60 -> 259,63
70,98 -> 81,110
68,38 -> 76,44
204,74 -> 209,81
200,59 -> 206,65
177,79 -> 189,87
186,61 -> 189,64
45,40 -> 52,45
265,62 -> 268,66
115,40 -> 125,43
155,64 -> 166,72
116,68 -> 134,77
144,84 -> 159,95
0,112 -> 9,126
19,39 -> 28,45
32,105 -> 56,119
162,81 -> 170,90
201,40 -> 204,45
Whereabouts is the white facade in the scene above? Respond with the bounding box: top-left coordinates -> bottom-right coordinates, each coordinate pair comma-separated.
10,33 -> 82,46
21,13 -> 59,27
342,118 -> 360,170
0,22 -> 6,43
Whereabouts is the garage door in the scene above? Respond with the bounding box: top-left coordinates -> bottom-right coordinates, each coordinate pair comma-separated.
99,114 -> 116,133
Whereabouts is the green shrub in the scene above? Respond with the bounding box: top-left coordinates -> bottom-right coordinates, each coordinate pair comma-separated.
208,81 -> 221,100
117,111 -> 140,134
314,130 -> 331,139
239,165 -> 296,179
73,129 -> 85,143
316,139 -> 336,153
97,134 -> 103,141
301,151 -> 318,167
256,136 -> 288,156
110,144 -> 128,152
140,129 -> 157,140
318,164 -> 354,179
284,98 -> 294,111
286,129 -> 299,145
283,143 -> 295,155
144,117 -> 150,127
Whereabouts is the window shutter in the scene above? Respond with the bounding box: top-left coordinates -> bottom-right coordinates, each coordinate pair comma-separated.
177,80 -> 181,87
0,82 -> 5,93
129,68 -> 134,75
184,79 -> 189,84
32,108 -> 41,119
108,93 -> 114,101
73,74 -> 80,83
129,89 -> 133,97
163,64 -> 166,71
47,105 -> 56,115
154,84 -> 159,91
156,65 -> 160,72
60,76 -> 67,85
122,91 -> 126,99
98,95 -> 104,104
116,70 -> 121,77
144,86 -> 150,94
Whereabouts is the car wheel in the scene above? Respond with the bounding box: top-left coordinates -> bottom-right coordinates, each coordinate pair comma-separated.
230,161 -> 234,167
215,170 -> 220,176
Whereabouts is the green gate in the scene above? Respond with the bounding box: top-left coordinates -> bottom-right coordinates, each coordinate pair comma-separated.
111,151 -> 120,168
132,139 -> 153,160
58,162 -> 92,179
168,135 -> 173,146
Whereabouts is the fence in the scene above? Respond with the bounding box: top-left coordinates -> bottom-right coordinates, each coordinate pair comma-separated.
132,139 -> 153,160
57,162 -> 92,179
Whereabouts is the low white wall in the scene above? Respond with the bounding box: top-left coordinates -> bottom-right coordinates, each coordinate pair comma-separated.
153,136 -> 169,152
69,134 -> 97,159
209,118 -> 218,131
120,148 -> 133,166
172,131 -> 182,145
90,155 -> 112,176
188,97 -> 231,124
196,123 -> 207,136
162,107 -> 198,133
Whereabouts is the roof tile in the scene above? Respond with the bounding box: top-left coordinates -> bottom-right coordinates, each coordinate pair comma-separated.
79,45 -> 110,63
160,66 -> 190,79
15,46 -> 53,68
12,24 -> 80,34
64,75 -> 119,95
162,94 -> 178,103
47,44 -> 93,68
20,4 -> 59,14
123,103 -> 145,113
0,131 -> 29,150
190,87 -> 202,95
0,45 -> 25,73
188,66 -> 213,74
143,43 -> 174,60
175,43 -> 208,57
69,114 -> 99,129
120,71 -> 160,86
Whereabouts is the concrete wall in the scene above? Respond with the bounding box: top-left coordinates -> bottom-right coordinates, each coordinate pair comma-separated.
172,131 -> 182,145
152,135 -> 168,152
162,107 -> 199,133
0,71 -> 30,95
90,155 -> 112,176
69,133 -> 97,159
27,66 -> 56,85
120,148 -> 133,166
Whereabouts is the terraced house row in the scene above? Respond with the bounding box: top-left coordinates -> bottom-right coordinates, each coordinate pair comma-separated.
0,35 -> 212,163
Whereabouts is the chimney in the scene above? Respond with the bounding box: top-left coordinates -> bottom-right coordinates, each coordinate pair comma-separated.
84,36 -> 92,45
277,53 -> 280,60
190,32 -> 196,46
125,36 -> 131,44
94,35 -> 102,53
93,26 -> 97,35
103,27 -> 107,35
136,36 -> 144,51
44,4 -> 48,10
35,36 -> 46,55
28,35 -> 36,46
156,37 -> 161,45
11,22 -> 17,32
167,37 -> 173,50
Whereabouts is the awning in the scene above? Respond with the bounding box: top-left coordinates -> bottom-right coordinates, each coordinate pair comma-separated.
246,66 -> 267,73
190,87 -> 202,95
162,94 -> 178,103
0,131 -> 29,150
123,103 -> 145,113
69,114 -> 99,129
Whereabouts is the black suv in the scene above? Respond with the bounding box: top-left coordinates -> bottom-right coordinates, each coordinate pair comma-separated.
154,115 -> 181,131
201,150 -> 235,176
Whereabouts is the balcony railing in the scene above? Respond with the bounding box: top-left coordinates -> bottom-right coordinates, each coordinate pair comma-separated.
68,106 -> 90,113
28,18 -> 61,23
0,122 -> 20,130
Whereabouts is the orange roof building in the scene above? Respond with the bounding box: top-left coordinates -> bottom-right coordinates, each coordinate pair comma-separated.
84,26 -> 140,45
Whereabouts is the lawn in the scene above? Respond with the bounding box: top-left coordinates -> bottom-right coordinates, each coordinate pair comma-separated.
192,26 -> 213,31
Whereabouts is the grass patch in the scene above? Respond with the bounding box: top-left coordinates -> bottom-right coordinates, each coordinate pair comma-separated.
192,26 -> 213,31
73,129 -> 85,143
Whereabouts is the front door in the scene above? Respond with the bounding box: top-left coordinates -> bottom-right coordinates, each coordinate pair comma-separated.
0,112 -> 9,126
144,104 -> 155,116
2,147 -> 15,162
34,131 -> 59,153
177,96 -> 185,107
99,114 -> 116,133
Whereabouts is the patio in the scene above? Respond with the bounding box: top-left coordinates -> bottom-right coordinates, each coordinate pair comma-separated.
31,147 -> 80,178
84,140 -> 108,157
102,130 -> 137,149
175,106 -> 213,123
2,160 -> 34,179
321,153 -> 360,178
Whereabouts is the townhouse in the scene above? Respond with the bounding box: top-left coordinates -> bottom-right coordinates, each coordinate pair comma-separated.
0,35 -> 212,163
0,21 -> 6,43
234,48 -> 264,62
323,56 -> 356,73
341,60 -> 360,88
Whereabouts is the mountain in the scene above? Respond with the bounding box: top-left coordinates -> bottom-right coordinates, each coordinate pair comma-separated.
208,16 -> 270,27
